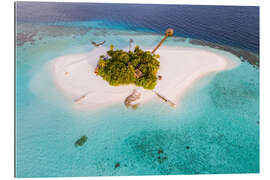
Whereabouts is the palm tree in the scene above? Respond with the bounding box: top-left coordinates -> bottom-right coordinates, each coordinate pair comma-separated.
99,60 -> 106,68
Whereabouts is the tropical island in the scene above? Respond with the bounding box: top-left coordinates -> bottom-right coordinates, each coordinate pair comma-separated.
40,28 -> 240,109
95,45 -> 160,90
95,28 -> 174,91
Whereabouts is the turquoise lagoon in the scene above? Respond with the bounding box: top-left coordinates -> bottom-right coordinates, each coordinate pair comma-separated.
16,23 -> 259,177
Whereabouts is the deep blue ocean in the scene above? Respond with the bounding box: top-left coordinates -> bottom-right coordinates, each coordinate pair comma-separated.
16,2 -> 259,177
17,2 -> 259,53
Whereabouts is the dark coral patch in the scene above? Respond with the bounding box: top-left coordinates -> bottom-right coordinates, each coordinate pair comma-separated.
114,162 -> 120,169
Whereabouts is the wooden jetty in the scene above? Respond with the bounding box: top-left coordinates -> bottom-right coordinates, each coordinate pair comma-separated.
152,28 -> 174,54
154,91 -> 176,107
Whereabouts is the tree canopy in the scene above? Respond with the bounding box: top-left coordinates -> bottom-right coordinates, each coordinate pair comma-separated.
96,45 -> 160,90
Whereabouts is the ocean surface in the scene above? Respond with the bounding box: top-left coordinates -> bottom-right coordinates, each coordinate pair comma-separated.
15,2 -> 259,177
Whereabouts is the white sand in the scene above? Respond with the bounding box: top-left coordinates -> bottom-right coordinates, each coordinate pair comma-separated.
50,46 -> 239,109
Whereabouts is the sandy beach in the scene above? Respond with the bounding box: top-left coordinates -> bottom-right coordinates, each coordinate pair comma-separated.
49,46 -> 239,109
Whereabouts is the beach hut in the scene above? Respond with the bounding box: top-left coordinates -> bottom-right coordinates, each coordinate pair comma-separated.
134,69 -> 143,78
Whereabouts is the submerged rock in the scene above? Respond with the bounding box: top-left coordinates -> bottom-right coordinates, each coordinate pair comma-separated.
114,162 -> 120,169
157,156 -> 168,164
158,149 -> 164,154
75,135 -> 88,147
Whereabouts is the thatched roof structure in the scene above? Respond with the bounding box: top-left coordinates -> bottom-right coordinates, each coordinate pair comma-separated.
134,69 -> 143,78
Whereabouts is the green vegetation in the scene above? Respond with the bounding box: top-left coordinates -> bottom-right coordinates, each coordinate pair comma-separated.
75,135 -> 88,147
96,45 -> 160,90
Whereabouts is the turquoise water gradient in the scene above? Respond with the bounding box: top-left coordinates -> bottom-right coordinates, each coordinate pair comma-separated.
16,24 -> 259,177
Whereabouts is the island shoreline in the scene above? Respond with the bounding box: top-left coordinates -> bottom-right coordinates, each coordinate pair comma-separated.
33,45 -> 241,110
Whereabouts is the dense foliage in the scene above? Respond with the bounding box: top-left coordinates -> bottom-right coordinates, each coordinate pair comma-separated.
96,45 -> 160,90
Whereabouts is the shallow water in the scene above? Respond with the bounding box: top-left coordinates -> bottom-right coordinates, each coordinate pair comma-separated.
15,3 -> 259,177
